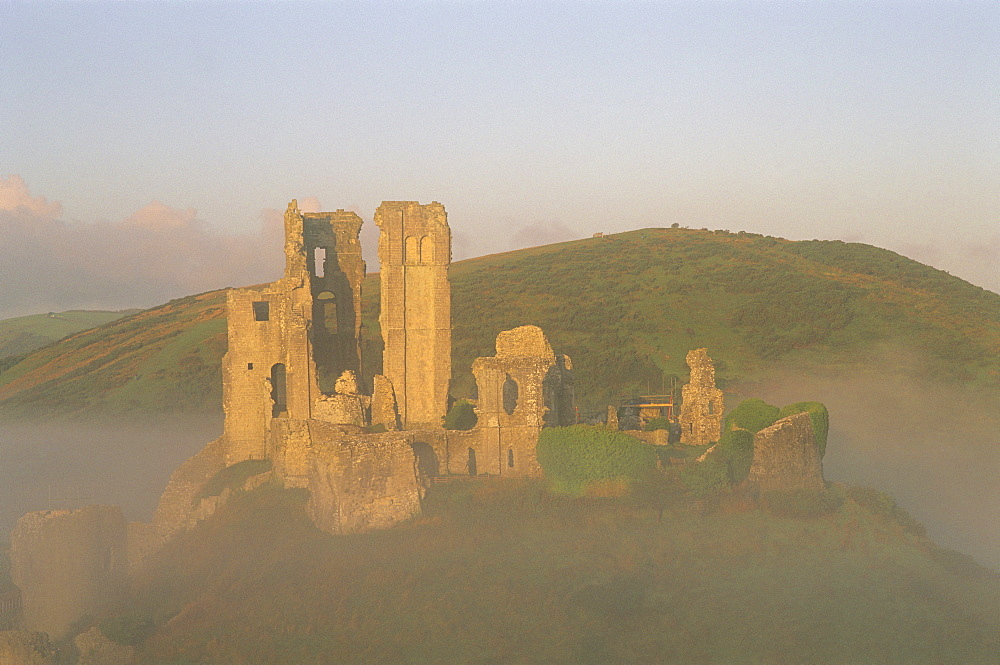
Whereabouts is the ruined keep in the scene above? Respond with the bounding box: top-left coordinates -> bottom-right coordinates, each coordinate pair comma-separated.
223,201 -> 366,463
679,348 -> 724,446
375,201 -> 452,429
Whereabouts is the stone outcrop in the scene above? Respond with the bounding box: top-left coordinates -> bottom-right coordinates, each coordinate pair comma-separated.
0,630 -> 56,664
10,506 -> 126,641
748,412 -> 825,492
679,348 -> 724,446
446,326 -> 573,477
375,201 -> 452,429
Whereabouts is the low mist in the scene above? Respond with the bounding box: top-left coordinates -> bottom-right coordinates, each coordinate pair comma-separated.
755,371 -> 1000,570
0,417 -> 221,537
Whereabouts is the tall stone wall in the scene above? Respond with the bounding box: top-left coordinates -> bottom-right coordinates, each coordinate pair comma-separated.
222,200 -> 366,464
679,348 -> 724,446
10,506 -> 126,641
375,201 -> 452,429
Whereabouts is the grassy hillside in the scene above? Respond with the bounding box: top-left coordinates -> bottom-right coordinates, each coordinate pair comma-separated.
1,228 -> 998,419
0,309 -> 139,360
0,292 -> 225,418
117,479 -> 1000,664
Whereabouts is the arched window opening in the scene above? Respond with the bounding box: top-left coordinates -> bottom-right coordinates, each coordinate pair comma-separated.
317,291 -> 337,334
270,363 -> 287,417
405,236 -> 420,265
708,401 -> 715,415
507,448 -> 515,468
502,375 -> 519,416
467,447 -> 478,476
420,235 -> 433,264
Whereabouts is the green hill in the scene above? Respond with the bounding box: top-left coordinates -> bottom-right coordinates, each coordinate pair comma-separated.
1,228 -> 998,419
119,479 -> 1000,664
0,309 -> 139,360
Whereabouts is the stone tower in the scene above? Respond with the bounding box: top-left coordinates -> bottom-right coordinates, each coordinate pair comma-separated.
375,201 -> 452,429
679,348 -> 724,446
221,200 -> 365,462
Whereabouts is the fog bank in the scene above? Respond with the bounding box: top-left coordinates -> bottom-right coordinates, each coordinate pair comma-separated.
0,417 -> 221,538
755,373 -> 1000,570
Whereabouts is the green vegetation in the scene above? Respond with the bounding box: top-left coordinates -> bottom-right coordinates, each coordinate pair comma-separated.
114,481 -> 1000,665
679,457 -> 730,497
442,398 -> 477,430
99,612 -> 157,646
761,488 -> 844,518
643,416 -> 670,431
716,428 -> 755,483
2,228 -> 999,420
537,425 -> 658,496
778,400 -> 831,457
196,459 -> 272,500
724,397 -> 780,433
0,309 -> 139,360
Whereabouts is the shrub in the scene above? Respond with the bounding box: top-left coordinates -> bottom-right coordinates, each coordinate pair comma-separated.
725,398 -> 780,433
778,401 -> 829,458
444,399 -> 478,430
99,612 -> 156,646
537,425 -> 658,496
644,416 -> 670,431
716,429 -> 755,484
762,488 -> 842,518
680,458 -> 730,497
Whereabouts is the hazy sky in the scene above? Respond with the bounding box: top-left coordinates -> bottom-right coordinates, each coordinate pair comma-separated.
1,1 -> 997,319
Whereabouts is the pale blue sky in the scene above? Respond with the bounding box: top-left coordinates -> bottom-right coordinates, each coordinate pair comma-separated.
1,1 -> 997,315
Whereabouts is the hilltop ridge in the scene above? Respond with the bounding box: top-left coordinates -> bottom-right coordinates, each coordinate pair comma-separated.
0,227 -> 997,420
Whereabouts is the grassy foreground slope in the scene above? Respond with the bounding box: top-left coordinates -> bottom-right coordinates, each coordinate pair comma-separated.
0,309 -> 139,360
1,228 -> 998,418
126,480 -> 1000,665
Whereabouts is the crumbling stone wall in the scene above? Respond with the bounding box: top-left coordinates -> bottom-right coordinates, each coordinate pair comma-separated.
10,506 -> 126,641
222,200 -> 366,464
748,412 -> 825,491
679,348 -> 724,446
449,326 -> 573,477
375,201 -> 452,429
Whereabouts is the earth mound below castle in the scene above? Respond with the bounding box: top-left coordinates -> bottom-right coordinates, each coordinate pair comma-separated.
94,479 -> 1000,664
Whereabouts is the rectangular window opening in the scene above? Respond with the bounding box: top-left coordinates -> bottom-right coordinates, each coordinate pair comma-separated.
314,247 -> 327,278
247,362 -> 254,370
252,301 -> 270,321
